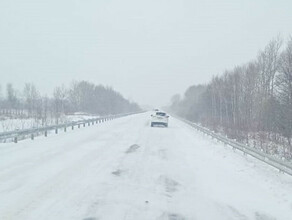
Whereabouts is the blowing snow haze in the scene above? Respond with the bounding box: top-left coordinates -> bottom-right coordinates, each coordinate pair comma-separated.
1,1 -> 292,219
0,0 -> 292,106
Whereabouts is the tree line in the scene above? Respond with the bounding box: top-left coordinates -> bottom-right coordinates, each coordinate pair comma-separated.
0,81 -> 141,125
170,36 -> 292,159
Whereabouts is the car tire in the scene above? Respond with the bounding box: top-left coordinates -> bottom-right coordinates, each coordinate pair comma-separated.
151,123 -> 154,127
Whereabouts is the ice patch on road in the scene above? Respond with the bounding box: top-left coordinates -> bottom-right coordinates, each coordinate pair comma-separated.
125,144 -> 140,153
111,169 -> 125,176
227,206 -> 248,220
157,212 -> 186,220
158,175 -> 180,193
158,149 -> 167,160
255,212 -> 276,220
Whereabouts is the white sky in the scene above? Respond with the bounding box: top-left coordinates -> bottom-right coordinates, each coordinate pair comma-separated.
0,0 -> 291,107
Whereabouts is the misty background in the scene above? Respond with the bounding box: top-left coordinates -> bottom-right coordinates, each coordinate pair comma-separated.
1,0 -> 292,107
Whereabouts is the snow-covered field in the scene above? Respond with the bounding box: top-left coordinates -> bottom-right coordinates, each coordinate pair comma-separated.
0,112 -> 291,220
0,114 -> 98,132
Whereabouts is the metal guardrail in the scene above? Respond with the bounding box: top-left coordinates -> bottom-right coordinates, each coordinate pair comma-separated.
178,117 -> 292,176
0,111 -> 142,143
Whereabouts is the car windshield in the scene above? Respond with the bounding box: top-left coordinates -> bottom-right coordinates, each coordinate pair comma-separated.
1,1 -> 292,219
156,112 -> 166,116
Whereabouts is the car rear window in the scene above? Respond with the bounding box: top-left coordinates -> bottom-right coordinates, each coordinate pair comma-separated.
156,112 -> 166,116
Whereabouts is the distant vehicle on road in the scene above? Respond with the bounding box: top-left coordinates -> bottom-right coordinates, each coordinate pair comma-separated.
151,111 -> 169,127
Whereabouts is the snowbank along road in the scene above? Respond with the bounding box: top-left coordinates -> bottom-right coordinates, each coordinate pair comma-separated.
0,112 -> 292,220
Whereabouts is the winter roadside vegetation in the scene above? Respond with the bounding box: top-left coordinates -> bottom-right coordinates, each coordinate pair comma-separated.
170,36 -> 292,161
0,81 -> 140,132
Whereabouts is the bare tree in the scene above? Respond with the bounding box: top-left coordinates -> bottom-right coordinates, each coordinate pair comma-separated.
6,83 -> 19,114
53,85 -> 68,124
276,37 -> 292,154
23,83 -> 40,118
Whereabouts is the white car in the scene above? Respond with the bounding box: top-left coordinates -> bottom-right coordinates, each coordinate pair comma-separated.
151,111 -> 169,127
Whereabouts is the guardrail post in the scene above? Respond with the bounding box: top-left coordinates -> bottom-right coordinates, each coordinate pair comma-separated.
72,125 -> 74,130
92,121 -> 94,125
31,134 -> 34,140
78,124 -> 80,128
55,128 -> 58,134
64,127 -> 67,132
88,122 -> 90,126
14,136 -> 18,143
83,123 -> 85,127
45,131 -> 47,137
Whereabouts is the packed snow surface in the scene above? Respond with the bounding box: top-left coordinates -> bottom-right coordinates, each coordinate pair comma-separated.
0,112 -> 291,220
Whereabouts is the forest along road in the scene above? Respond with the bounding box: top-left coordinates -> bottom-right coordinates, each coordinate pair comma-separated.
0,112 -> 292,220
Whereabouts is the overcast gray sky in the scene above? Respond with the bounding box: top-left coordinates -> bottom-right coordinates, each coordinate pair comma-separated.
0,0 -> 291,107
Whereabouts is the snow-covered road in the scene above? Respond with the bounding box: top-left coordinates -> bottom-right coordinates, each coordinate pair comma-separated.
0,112 -> 292,220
